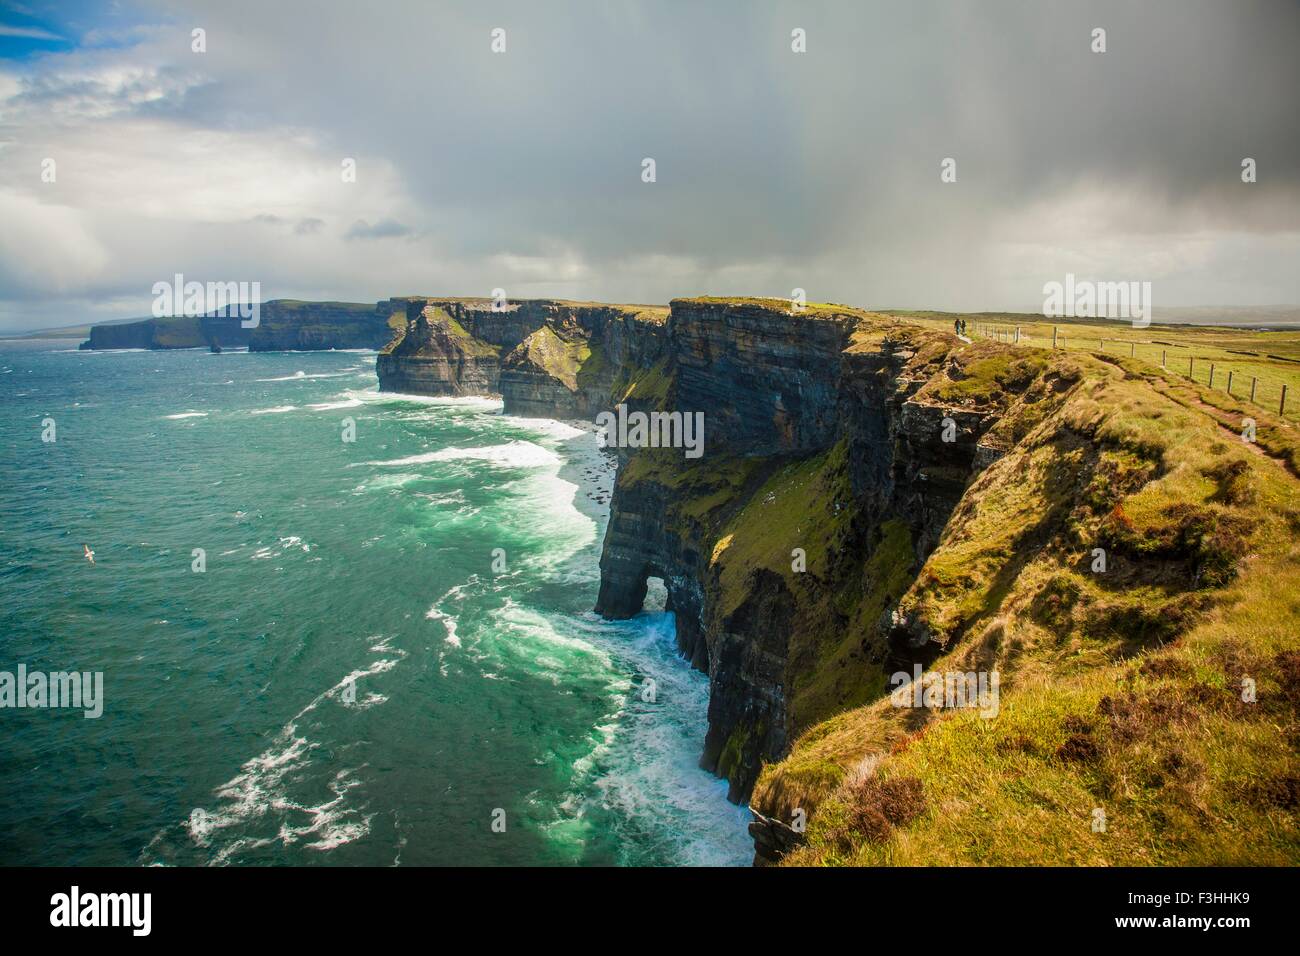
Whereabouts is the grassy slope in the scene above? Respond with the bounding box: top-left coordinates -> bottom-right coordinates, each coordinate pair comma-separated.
709,443 -> 912,733
748,342 -> 1300,865
893,310 -> 1300,422
515,325 -> 589,390
412,307 -> 500,358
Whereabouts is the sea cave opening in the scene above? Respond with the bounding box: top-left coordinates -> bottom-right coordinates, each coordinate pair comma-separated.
643,575 -> 668,613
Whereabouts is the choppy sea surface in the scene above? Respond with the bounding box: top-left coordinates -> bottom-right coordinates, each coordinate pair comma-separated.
0,341 -> 750,866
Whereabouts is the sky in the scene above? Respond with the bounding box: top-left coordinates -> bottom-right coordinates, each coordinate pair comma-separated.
0,0 -> 1297,332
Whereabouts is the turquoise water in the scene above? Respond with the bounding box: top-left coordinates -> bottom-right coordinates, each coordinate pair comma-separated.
0,342 -> 750,866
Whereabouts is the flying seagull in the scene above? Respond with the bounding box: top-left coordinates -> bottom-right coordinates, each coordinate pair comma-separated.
83,544 -> 95,565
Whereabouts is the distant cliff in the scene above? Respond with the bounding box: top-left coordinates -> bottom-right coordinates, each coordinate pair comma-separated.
248,300 -> 401,351
79,313 -> 254,350
371,293 -> 1300,868
375,297 -> 667,412
80,300 -> 395,351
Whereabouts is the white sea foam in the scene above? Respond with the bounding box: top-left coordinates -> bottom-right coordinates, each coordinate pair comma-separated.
258,371 -> 308,381
249,536 -> 311,560
309,397 -> 364,410
164,411 -> 208,419
180,651 -> 403,863
344,387 -> 502,411
498,416 -> 587,441
256,370 -> 356,382
411,490 -> 466,506
540,611 -> 753,865
426,581 -> 478,649
366,440 -> 558,470
250,405 -> 297,415
354,473 -> 422,493
425,608 -> 461,648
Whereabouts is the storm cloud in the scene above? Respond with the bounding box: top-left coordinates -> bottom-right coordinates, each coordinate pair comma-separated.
0,0 -> 1296,331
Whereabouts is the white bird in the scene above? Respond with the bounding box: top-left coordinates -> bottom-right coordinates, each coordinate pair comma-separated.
83,544 -> 95,565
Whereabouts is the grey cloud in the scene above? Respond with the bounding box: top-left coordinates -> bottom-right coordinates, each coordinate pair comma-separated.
345,218 -> 413,241
0,0 -> 1297,332
145,1 -> 1300,269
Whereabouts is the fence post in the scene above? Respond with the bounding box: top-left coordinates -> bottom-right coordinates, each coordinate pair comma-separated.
1190,357 -> 1194,378
1283,384 -> 1289,416
1053,326 -> 1058,348
1227,370 -> 1234,395
1161,350 -> 1166,367
1251,377 -> 1258,402
1015,326 -> 1021,344
1209,364 -> 1215,388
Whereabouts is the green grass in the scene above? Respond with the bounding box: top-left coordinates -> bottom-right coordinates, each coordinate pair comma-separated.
928,349 -> 1049,407
747,345 -> 1300,865
511,325 -> 588,390
894,310 -> 1300,422
574,338 -> 608,390
423,307 -> 500,358
613,356 -> 675,407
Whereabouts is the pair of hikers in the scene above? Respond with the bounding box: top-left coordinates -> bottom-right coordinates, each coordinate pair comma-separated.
953,318 -> 968,337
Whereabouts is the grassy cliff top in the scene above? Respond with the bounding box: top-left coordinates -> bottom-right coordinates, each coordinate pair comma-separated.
383,296 -> 669,323
671,296 -> 884,323
264,299 -> 376,311
748,344 -> 1300,866
552,300 -> 670,323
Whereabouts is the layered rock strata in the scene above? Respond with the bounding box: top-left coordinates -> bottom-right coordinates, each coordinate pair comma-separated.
80,300 -> 389,351
79,313 -> 254,350
376,296 -> 1021,820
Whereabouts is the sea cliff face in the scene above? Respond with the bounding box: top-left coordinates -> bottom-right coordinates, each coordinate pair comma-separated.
591,303 -> 1022,808
375,297 -> 669,410
374,295 -> 1022,812
248,300 -> 400,351
80,313 -> 254,350
80,300 -> 386,351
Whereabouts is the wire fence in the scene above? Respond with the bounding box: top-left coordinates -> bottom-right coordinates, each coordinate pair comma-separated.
970,322 -> 1294,420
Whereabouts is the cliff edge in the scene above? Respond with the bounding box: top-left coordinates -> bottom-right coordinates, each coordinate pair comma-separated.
372,293 -> 1300,866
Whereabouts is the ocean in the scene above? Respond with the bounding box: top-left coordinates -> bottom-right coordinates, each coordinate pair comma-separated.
0,341 -> 751,866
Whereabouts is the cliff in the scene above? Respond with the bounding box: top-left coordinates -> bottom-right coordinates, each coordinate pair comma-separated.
748,341 -> 1300,866
79,313 -> 254,350
375,296 -> 668,408
79,300 -> 389,351
373,293 -> 1300,866
247,300 -> 401,351
375,299 -> 506,395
